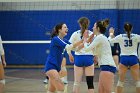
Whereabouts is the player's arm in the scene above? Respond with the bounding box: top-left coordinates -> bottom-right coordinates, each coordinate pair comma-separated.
75,31 -> 95,51
53,37 -> 68,48
69,32 -> 84,51
136,34 -> 140,43
138,42 -> 140,62
84,36 -> 100,52
0,36 -> 6,67
108,34 -> 121,43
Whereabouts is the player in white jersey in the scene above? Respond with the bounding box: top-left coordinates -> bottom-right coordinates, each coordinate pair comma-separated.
108,27 -> 119,69
69,17 -> 95,93
138,43 -> 140,61
83,19 -> 116,93
109,23 -> 140,93
0,35 -> 6,93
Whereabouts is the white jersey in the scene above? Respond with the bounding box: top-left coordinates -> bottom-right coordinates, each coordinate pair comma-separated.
84,34 -> 116,67
0,35 -> 5,62
109,34 -> 140,56
69,30 -> 94,55
137,43 -> 140,59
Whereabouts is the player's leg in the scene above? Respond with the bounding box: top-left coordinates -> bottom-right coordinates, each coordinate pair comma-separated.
61,57 -> 68,84
0,63 -> 5,93
130,64 -> 140,93
73,65 -> 83,93
100,71 -> 114,93
46,70 -> 64,92
85,64 -> 94,93
116,63 -> 128,93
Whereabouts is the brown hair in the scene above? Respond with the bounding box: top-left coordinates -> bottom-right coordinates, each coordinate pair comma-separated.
78,17 -> 90,36
96,18 -> 110,34
124,23 -> 132,39
51,23 -> 65,38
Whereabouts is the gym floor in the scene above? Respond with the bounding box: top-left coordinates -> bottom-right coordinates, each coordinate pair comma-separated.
5,68 -> 137,93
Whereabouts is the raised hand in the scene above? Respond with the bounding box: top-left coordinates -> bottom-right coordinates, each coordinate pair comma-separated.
109,27 -> 115,38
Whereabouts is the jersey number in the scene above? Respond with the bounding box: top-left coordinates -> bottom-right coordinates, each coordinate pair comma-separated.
124,40 -> 132,47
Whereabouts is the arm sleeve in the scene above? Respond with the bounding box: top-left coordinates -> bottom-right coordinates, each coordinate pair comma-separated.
63,51 -> 67,58
64,39 -> 71,44
138,43 -> 140,61
136,34 -> 140,43
108,35 -> 121,43
84,36 -> 101,52
0,36 -> 5,55
53,37 -> 68,48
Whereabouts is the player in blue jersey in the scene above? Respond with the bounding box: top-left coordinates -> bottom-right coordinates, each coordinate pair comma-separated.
83,19 -> 116,93
45,23 -> 82,93
44,51 -> 68,85
109,23 -> 140,93
0,35 -> 6,93
69,17 -> 95,93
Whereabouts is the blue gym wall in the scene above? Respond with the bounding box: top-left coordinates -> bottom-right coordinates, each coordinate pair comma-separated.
0,0 -> 140,65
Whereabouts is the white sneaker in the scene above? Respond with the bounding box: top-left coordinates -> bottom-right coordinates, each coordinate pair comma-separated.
61,76 -> 68,84
43,79 -> 48,84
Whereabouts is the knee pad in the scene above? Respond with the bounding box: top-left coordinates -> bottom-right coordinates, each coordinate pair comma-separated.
136,81 -> 140,87
0,79 -> 5,85
117,81 -> 124,87
86,76 -> 94,89
74,81 -> 80,87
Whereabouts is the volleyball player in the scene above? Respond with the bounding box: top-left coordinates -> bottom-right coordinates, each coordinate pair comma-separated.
69,17 -> 95,93
108,27 -> 119,68
45,23 -> 82,93
83,19 -> 117,93
0,35 -> 6,93
138,43 -> 140,62
44,52 -> 68,85
109,23 -> 140,93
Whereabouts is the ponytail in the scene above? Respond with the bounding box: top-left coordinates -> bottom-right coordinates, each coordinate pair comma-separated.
50,27 -> 58,38
78,17 -> 90,36
50,23 -> 64,38
103,18 -> 110,28
124,23 -> 132,39
96,18 -> 110,34
127,31 -> 131,39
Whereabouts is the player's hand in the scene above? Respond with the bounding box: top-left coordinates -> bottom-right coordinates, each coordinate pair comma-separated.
94,56 -> 98,65
2,61 -> 6,67
88,33 -> 94,43
68,53 -> 74,63
109,27 -> 115,38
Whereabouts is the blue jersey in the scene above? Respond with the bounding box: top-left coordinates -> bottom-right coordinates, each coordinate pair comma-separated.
63,50 -> 67,58
45,36 -> 70,72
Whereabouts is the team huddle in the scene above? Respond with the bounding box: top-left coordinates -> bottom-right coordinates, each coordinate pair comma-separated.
43,17 -> 140,93
0,17 -> 140,93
